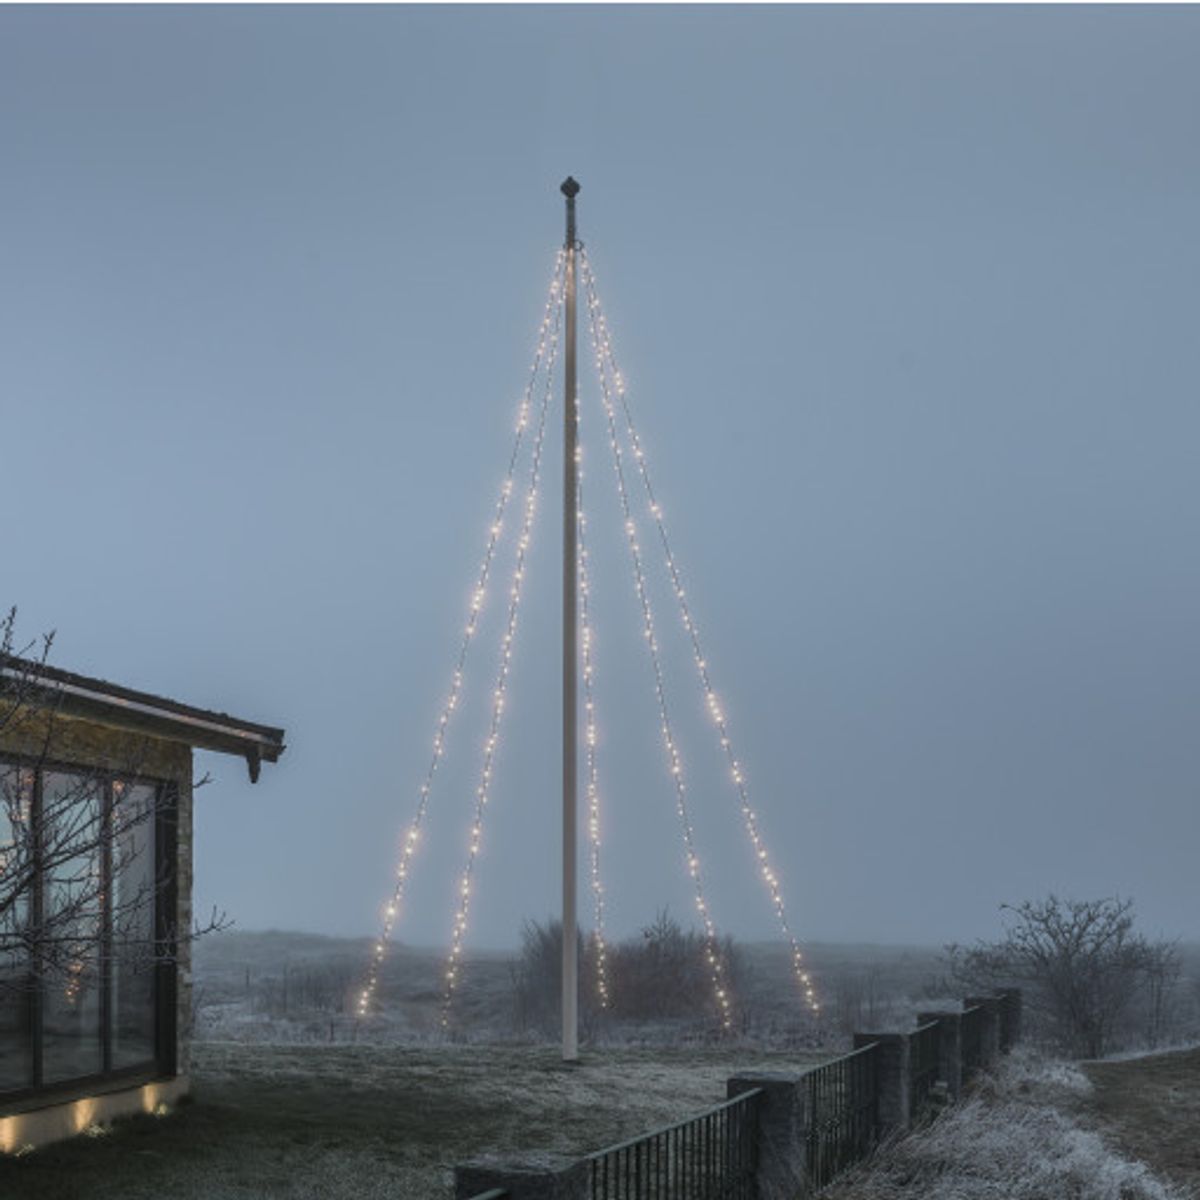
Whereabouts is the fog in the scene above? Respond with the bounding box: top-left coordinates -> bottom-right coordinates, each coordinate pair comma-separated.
2,6 -> 1197,952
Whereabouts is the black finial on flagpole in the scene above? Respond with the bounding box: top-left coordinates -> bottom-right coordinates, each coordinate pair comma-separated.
561,177 -> 580,249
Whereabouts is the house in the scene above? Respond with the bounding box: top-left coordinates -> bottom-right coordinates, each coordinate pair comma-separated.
0,656 -> 284,1149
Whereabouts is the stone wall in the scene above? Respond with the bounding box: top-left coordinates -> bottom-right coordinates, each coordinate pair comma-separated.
1,705 -> 192,781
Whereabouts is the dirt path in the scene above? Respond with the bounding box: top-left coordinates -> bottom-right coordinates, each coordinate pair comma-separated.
1083,1046 -> 1200,1199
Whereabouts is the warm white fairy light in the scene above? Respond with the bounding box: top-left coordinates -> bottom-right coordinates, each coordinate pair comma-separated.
576,467 -> 611,1011
358,252 -> 565,1018
582,248 -> 820,1016
584,274 -> 733,1032
440,300 -> 560,1030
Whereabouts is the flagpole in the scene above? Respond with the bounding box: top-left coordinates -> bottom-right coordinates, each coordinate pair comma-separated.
561,175 -> 581,1064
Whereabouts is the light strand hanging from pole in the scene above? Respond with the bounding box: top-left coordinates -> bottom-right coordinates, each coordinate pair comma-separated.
576,465 -> 611,1011
441,291 -> 561,1029
580,249 -> 819,1015
584,269 -> 733,1032
359,252 -> 565,1017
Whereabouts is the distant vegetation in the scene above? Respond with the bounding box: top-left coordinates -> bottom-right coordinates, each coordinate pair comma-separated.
193,925 -> 943,1047
190,910 -> 1200,1055
509,910 -> 750,1035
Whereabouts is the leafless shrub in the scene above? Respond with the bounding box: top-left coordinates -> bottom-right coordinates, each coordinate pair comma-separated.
829,963 -> 906,1036
510,909 -> 747,1037
509,918 -> 599,1036
944,895 -> 1181,1058
255,962 -> 358,1017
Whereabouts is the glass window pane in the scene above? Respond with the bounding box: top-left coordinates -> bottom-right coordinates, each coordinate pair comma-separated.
41,771 -> 104,1084
111,782 -> 157,1068
0,767 -> 34,1092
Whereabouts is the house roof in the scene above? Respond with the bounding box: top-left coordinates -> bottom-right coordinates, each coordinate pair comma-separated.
0,656 -> 285,782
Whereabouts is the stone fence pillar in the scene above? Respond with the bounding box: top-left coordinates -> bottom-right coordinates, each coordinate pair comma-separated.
727,1072 -> 807,1200
455,1154 -> 588,1200
917,1011 -> 962,1100
853,1032 -> 910,1134
995,988 -> 1023,1050
965,997 -> 1002,1068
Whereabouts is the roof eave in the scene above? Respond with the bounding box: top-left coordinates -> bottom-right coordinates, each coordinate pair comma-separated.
1,659 -> 286,783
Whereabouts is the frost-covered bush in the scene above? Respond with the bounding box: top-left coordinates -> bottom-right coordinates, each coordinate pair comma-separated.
823,1047 -> 1182,1200
510,911 -> 747,1035
944,895 -> 1185,1057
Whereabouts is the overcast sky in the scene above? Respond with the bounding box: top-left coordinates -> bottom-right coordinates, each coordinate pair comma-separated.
2,5 -> 1197,952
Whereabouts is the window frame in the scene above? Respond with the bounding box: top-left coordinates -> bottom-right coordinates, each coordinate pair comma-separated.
0,753 -> 177,1110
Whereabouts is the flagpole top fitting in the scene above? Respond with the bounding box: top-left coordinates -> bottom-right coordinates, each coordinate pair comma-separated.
561,177 -> 581,249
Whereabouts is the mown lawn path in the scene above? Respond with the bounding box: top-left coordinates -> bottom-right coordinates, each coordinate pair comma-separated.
1083,1046 -> 1200,1199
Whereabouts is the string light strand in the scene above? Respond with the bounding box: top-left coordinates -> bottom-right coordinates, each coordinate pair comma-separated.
584,268 -> 733,1032
441,284 -> 562,1028
580,248 -> 818,1015
577,466 -> 611,1010
359,252 -> 565,1017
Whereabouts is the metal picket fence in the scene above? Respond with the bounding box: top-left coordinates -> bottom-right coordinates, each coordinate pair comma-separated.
461,990 -> 1020,1200
960,1004 -> 984,1081
910,1019 -> 941,1119
805,1040 -> 881,1190
584,1089 -> 761,1200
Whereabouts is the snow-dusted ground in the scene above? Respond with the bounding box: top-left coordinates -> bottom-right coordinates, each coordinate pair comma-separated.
822,1047 -> 1188,1200
9,932 -> 1194,1200
3,1040 -> 833,1200
189,929 -> 945,1049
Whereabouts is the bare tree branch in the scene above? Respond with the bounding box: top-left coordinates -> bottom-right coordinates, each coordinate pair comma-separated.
944,894 -> 1179,1057
1,608 -> 224,1006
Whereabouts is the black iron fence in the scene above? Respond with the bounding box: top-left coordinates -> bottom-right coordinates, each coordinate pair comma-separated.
960,1004 -> 984,1081
585,1089 -> 761,1200
996,990 -> 1019,1051
457,988 -> 1021,1200
909,1019 -> 940,1120
805,1040 -> 879,1190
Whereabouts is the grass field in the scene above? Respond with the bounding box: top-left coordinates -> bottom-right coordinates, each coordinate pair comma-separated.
0,931 -> 940,1199
822,1046 -> 1195,1200
190,930 -> 946,1046
0,1040 -> 830,1200
1084,1046 -> 1200,1198
8,932 -> 1195,1199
